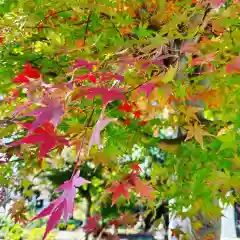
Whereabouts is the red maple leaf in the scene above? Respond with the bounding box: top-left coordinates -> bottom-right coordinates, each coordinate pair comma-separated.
130,163 -> 142,173
13,63 -> 40,84
86,87 -> 126,105
12,74 -> 29,84
106,181 -> 131,205
123,119 -> 131,125
83,215 -> 101,233
9,122 -> 68,166
118,102 -> 132,112
133,110 -> 141,118
74,74 -> 97,84
24,62 -> 41,78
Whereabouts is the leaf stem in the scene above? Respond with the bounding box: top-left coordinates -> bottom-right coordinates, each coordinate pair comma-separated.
71,108 -> 95,178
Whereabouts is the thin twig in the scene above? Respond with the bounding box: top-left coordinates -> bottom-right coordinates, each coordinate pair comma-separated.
100,12 -> 122,38
84,12 -> 92,46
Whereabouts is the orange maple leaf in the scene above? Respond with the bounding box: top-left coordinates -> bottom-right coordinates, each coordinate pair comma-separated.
75,39 -> 85,48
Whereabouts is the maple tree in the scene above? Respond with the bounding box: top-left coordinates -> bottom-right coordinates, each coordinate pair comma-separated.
0,0 -> 239,239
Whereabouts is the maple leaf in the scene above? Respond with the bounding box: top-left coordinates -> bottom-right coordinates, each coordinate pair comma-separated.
8,199 -> 28,225
118,102 -> 132,112
109,213 -> 137,228
179,105 -> 201,123
23,96 -> 64,133
98,72 -> 124,82
199,89 -> 221,109
9,122 -> 68,165
83,215 -> 101,233
130,163 -> 142,173
69,58 -> 97,72
74,74 -> 97,84
180,42 -> 199,54
208,0 -> 225,7
133,110 -> 141,118
192,53 -> 216,66
217,132 -> 238,152
31,171 -> 89,240
126,171 -> 155,200
226,56 -> 240,73
138,83 -> 156,97
13,62 -> 40,84
123,119 -> 131,125
131,176 -> 155,200
86,87 -> 126,105
184,124 -> 213,149
88,108 -> 117,154
106,181 -> 131,205
70,87 -> 88,101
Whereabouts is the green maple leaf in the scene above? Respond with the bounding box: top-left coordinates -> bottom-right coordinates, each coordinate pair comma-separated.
217,132 -> 238,152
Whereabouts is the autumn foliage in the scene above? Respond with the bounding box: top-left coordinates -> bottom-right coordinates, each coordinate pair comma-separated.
0,0 -> 239,239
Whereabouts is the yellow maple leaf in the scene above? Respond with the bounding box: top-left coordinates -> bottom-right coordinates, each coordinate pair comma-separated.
229,154 -> 240,170
179,105 -> 202,123
184,123 -> 213,148
161,63 -> 178,84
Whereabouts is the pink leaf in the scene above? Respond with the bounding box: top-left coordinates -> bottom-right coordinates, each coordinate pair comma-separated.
23,97 -> 64,133
208,0 -> 225,7
31,172 -> 89,240
56,171 -> 90,221
42,200 -> 65,240
88,109 -> 117,154
31,201 -> 58,222
138,83 -> 156,97
87,87 -> 126,105
69,58 -> 97,72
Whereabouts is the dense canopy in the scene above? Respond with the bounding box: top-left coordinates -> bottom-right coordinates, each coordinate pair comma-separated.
0,0 -> 239,239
